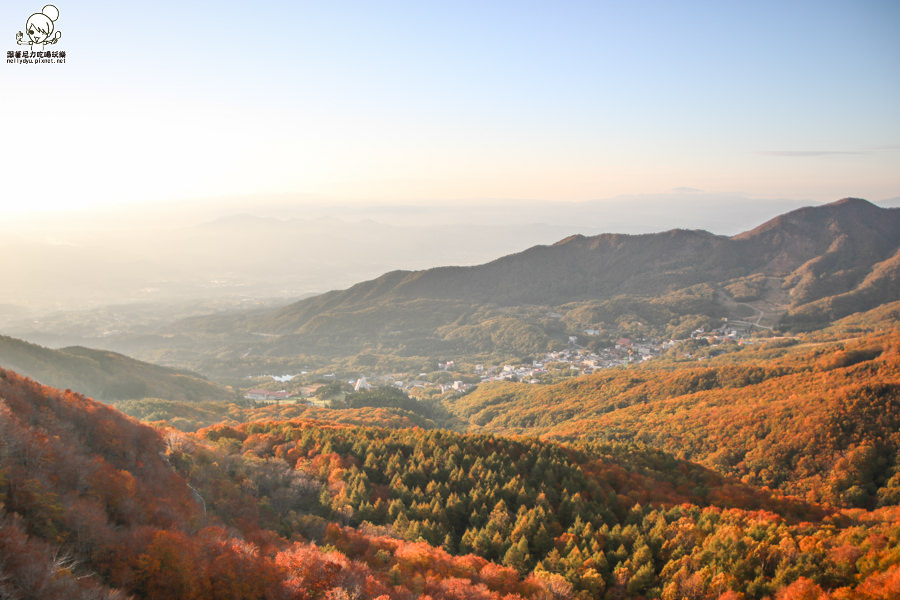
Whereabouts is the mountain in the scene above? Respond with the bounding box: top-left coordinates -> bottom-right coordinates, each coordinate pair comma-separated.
266,198 -> 898,313
0,335 -> 232,404
12,198 -> 895,377
180,198 -> 899,366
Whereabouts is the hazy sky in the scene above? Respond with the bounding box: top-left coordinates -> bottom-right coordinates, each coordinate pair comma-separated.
1,1 -> 898,216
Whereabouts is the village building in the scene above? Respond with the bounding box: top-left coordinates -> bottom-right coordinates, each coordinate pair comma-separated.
244,389 -> 292,402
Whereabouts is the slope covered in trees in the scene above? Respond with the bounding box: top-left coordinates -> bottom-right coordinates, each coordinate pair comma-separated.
0,366 -> 571,599
3,361 -> 900,598
0,334 -> 231,404
449,313 -> 900,510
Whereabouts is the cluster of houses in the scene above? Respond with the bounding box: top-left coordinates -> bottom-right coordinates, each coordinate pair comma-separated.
690,319 -> 757,343
243,325 -> 769,403
476,338 -> 663,385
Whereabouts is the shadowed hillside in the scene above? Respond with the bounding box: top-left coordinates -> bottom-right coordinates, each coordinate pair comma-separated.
0,335 -> 232,404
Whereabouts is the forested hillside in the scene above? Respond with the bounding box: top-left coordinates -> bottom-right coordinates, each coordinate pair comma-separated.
0,334 -> 231,404
449,309 -> 900,510
0,367 -> 562,599
4,355 -> 900,598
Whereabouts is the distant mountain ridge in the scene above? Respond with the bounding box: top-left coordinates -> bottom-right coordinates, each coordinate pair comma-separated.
0,335 -> 231,403
261,198 -> 900,332
66,197 -> 899,375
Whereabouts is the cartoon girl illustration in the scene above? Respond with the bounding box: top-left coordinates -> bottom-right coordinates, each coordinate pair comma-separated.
16,5 -> 61,52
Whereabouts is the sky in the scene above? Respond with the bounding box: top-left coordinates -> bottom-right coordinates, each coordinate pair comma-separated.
0,0 -> 898,217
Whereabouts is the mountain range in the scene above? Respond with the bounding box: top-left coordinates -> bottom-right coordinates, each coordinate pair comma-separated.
3,198 -> 898,379
137,197 -> 898,376
265,198 -> 898,319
